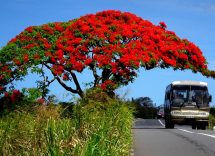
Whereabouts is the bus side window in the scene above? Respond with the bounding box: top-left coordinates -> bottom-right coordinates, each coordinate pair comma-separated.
166,92 -> 171,100
209,95 -> 212,102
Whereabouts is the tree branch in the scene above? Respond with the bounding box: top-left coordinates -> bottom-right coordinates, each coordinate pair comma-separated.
91,62 -> 101,87
44,64 -> 83,97
65,69 -> 83,97
102,68 -> 111,83
88,52 -> 101,87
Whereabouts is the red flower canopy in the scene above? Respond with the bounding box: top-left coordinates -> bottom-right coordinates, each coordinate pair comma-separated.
0,10 -> 214,97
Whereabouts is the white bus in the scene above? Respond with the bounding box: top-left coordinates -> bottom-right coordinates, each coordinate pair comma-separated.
164,81 -> 212,130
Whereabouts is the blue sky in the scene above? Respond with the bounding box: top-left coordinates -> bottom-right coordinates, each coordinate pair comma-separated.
1,0 -> 215,106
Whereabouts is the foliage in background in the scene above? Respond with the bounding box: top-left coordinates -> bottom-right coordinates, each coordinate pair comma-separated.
0,89 -> 134,155
209,115 -> 215,130
132,97 -> 157,119
210,107 -> 215,116
0,10 -> 214,98
0,87 -> 58,116
209,107 -> 215,129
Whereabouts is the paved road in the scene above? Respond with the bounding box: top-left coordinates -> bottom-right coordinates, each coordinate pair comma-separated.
133,119 -> 215,156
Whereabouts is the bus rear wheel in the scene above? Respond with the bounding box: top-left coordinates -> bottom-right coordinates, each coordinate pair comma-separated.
197,123 -> 206,130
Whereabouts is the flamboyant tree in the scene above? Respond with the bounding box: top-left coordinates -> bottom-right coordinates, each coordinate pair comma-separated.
0,10 -> 214,98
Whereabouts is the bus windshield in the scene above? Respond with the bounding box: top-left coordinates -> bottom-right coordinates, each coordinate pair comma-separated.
172,85 -> 209,107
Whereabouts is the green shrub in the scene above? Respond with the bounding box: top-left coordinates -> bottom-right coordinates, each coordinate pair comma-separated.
210,107 -> 215,116
209,115 -> 215,130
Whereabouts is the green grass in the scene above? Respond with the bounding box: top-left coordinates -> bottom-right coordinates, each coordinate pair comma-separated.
209,114 -> 215,130
73,99 -> 134,156
0,94 -> 134,155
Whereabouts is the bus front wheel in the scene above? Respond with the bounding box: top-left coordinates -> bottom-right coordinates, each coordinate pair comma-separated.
165,119 -> 174,129
192,123 -> 197,129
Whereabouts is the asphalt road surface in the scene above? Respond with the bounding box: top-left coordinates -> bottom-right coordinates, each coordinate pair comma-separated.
133,119 -> 215,156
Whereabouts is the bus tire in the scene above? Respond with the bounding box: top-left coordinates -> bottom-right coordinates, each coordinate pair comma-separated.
165,118 -> 174,129
169,122 -> 175,129
192,124 -> 196,129
200,124 -> 206,130
197,123 -> 206,130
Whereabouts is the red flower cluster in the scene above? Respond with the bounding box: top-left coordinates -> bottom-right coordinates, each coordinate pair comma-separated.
23,54 -> 29,63
159,21 -> 167,29
0,86 -> 3,91
3,90 -> 22,103
37,98 -> 46,104
100,80 -> 116,91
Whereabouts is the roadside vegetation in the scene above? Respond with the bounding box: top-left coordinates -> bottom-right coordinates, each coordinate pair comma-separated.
209,107 -> 215,129
0,89 -> 134,155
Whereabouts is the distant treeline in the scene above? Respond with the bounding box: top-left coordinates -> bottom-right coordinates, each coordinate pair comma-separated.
132,97 -> 157,119
210,107 -> 215,116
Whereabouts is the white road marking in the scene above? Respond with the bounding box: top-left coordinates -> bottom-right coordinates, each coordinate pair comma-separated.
178,129 -> 215,139
157,119 -> 215,139
197,133 -> 215,139
158,119 -> 165,127
178,129 -> 194,134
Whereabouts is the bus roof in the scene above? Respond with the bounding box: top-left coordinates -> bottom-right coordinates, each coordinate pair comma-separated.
171,81 -> 208,86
